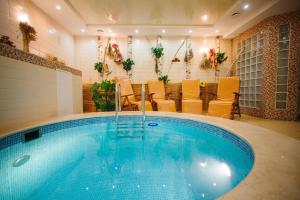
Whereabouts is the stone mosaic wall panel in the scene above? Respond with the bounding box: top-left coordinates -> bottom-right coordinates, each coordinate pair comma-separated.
232,11 -> 300,120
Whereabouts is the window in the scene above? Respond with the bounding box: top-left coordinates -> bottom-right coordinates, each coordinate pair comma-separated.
276,24 -> 290,109
236,33 -> 263,108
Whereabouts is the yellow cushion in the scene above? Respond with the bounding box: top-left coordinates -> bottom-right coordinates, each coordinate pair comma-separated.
182,79 -> 200,99
208,100 -> 233,119
148,80 -> 165,99
217,76 -> 240,101
154,99 -> 176,112
182,99 -> 202,114
131,100 -> 153,111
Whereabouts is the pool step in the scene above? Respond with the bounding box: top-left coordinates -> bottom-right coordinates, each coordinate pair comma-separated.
115,122 -> 145,139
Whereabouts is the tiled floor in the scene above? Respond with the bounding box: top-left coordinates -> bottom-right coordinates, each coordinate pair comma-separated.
236,114 -> 300,140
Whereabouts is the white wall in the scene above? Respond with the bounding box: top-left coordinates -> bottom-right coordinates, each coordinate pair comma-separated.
0,0 -> 75,67
0,56 -> 83,134
75,36 -> 232,84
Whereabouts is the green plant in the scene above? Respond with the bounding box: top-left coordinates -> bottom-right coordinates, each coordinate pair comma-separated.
216,52 -> 228,64
151,43 -> 164,59
91,78 -> 116,111
158,75 -> 170,84
94,62 -> 104,73
122,58 -> 135,73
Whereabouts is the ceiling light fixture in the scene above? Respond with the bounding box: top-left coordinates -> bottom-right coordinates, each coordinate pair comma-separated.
215,30 -> 219,33
135,29 -> 139,33
18,13 -> 29,23
243,4 -> 250,10
48,28 -> 56,34
189,29 -> 193,33
162,29 -> 166,33
56,5 -> 61,10
80,28 -> 85,33
202,14 -> 208,21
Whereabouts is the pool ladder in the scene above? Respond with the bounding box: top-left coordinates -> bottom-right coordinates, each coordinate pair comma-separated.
115,83 -> 146,138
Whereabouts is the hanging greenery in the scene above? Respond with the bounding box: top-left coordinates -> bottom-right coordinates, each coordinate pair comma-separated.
151,43 -> 164,59
122,58 -> 135,73
19,22 -> 37,53
151,43 -> 164,74
158,75 -> 170,84
216,52 -> 228,64
94,62 -> 104,73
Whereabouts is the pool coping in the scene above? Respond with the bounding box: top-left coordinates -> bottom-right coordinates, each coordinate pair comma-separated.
1,111 -> 300,199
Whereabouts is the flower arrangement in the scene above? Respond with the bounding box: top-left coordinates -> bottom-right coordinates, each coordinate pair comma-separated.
200,81 -> 206,87
200,54 -> 211,69
19,22 -> 37,53
46,54 -> 65,65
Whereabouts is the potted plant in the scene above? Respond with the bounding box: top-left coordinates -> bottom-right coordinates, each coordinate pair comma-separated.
91,72 -> 116,111
151,43 -> 164,74
122,58 -> 135,74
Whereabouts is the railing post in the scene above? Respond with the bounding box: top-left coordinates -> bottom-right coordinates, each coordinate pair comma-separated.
142,84 -> 145,124
115,84 -> 119,123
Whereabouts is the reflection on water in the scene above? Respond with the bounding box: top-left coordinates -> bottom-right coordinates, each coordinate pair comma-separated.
0,120 -> 253,200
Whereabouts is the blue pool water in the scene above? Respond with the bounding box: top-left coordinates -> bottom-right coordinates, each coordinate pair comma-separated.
0,116 -> 254,200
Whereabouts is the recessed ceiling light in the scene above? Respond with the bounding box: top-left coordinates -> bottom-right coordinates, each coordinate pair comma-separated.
80,28 -> 85,33
135,29 -> 139,33
48,28 -> 56,34
162,29 -> 166,33
243,4 -> 250,10
202,14 -> 208,21
56,5 -> 61,10
189,29 -> 193,33
215,30 -> 219,33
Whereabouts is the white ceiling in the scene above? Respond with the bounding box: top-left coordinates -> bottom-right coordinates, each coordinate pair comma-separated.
32,0 -> 300,38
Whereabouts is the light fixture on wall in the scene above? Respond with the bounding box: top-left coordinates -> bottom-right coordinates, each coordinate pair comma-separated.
56,5 -> 61,10
162,29 -> 166,34
135,29 -> 139,33
18,13 -> 29,23
243,3 -> 250,10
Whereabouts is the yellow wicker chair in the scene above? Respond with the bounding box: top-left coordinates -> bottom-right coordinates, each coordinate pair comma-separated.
181,79 -> 203,114
208,76 -> 241,119
147,80 -> 176,112
116,78 -> 152,111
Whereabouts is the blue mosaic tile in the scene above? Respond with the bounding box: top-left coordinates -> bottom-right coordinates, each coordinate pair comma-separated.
0,115 -> 254,163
